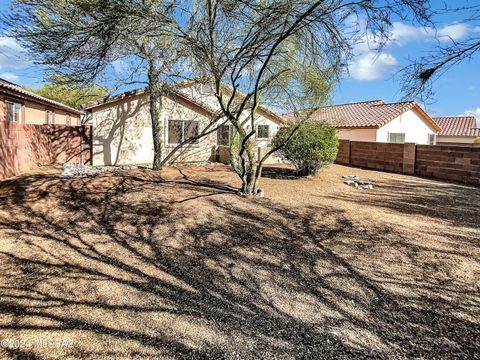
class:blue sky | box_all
[0,0,479,124]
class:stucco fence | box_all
[0,121,92,180]
[336,139,480,186]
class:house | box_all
[287,100,441,144]
[433,116,480,145]
[0,78,82,125]
[85,81,285,166]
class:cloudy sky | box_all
[0,1,479,124]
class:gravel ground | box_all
[0,164,479,359]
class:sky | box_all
[0,0,479,125]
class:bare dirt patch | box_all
[0,164,479,359]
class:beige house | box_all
[287,100,441,144]
[0,78,82,125]
[85,82,285,166]
[433,116,480,145]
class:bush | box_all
[272,122,338,176]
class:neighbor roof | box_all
[0,78,83,115]
[433,116,480,137]
[286,100,441,132]
[84,81,285,125]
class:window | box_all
[46,110,54,125]
[428,134,436,145]
[66,114,71,126]
[6,101,22,123]
[389,133,405,144]
[167,120,199,145]
[217,124,236,146]
[256,124,270,139]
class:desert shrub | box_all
[272,122,338,176]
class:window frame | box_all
[46,109,55,125]
[66,114,71,126]
[256,124,270,140]
[5,100,23,124]
[428,133,436,145]
[388,133,405,144]
[217,124,236,146]
[166,119,200,146]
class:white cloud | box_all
[0,72,19,82]
[349,52,398,81]
[463,108,480,127]
[0,37,30,69]
[437,23,470,42]
[348,21,476,81]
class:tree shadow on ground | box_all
[326,174,480,229]
[0,169,478,359]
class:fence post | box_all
[402,143,416,174]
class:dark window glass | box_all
[217,125,230,146]
[168,120,183,144]
[184,121,199,144]
[168,120,199,145]
[257,124,270,139]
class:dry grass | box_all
[0,164,479,359]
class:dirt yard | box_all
[0,164,479,359]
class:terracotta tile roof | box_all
[433,116,480,137]
[0,78,83,114]
[285,99,441,132]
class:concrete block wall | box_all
[336,139,479,186]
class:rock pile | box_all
[342,175,374,190]
[60,163,147,178]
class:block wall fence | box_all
[336,139,480,186]
[0,122,92,180]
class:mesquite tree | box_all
[401,3,480,100]
[3,0,188,169]
[167,0,431,195]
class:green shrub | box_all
[272,121,338,176]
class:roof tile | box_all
[433,116,480,137]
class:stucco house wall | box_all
[337,128,377,142]
[436,136,477,145]
[376,109,437,144]
[90,87,282,166]
[0,92,81,126]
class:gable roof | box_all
[286,100,441,132]
[84,81,285,125]
[433,116,480,137]
[0,78,83,115]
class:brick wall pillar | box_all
[336,139,351,165]
[402,143,416,174]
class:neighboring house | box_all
[0,78,82,125]
[433,116,480,145]
[85,81,284,166]
[287,100,441,144]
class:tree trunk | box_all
[240,142,258,195]
[148,69,163,170]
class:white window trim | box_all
[46,110,54,125]
[256,124,270,140]
[428,133,436,145]
[389,132,405,144]
[6,101,22,124]
[165,119,201,147]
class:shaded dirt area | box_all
[0,164,479,359]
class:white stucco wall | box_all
[376,109,437,144]
[91,85,282,166]
[436,136,476,144]
[337,128,377,142]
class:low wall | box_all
[336,139,479,186]
[0,122,92,180]
[415,145,480,185]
